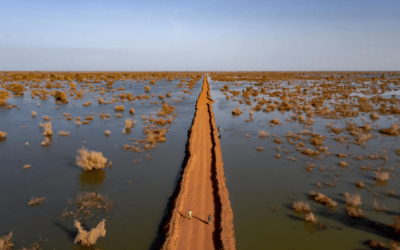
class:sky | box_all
[0,0,399,71]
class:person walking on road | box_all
[188,210,192,220]
[208,214,212,225]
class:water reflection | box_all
[80,169,106,186]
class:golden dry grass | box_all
[28,197,46,206]
[114,105,124,111]
[74,220,106,246]
[76,147,108,171]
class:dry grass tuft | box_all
[23,165,31,169]
[129,108,135,114]
[375,171,389,182]
[259,130,269,139]
[42,122,52,136]
[144,85,151,92]
[305,212,318,223]
[365,240,386,249]
[31,111,37,117]
[379,124,400,136]
[293,201,311,214]
[57,130,70,136]
[370,112,380,120]
[105,130,111,136]
[74,219,106,246]
[41,137,51,146]
[0,131,7,138]
[373,200,388,212]
[393,217,400,236]
[55,91,68,103]
[344,192,361,207]
[256,147,264,152]
[114,105,124,111]
[125,118,135,128]
[62,192,114,220]
[157,103,175,116]
[83,101,91,106]
[0,231,14,250]
[339,161,349,168]
[28,197,46,206]
[232,106,243,115]
[309,191,337,208]
[76,147,108,171]
[0,90,10,104]
[344,192,365,217]
[356,181,364,188]
[269,119,282,125]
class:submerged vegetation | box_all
[211,71,400,248]
[1,71,399,248]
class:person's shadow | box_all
[178,212,209,225]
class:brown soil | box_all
[161,75,235,250]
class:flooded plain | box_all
[0,73,202,249]
[209,72,400,250]
[1,71,400,250]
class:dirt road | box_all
[161,75,235,250]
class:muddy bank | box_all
[159,75,235,250]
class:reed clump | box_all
[28,197,46,206]
[76,147,109,171]
[74,219,106,246]
[31,111,37,117]
[309,191,337,208]
[144,85,151,92]
[105,130,111,136]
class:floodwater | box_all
[209,76,400,249]
[1,73,400,249]
[0,78,202,249]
